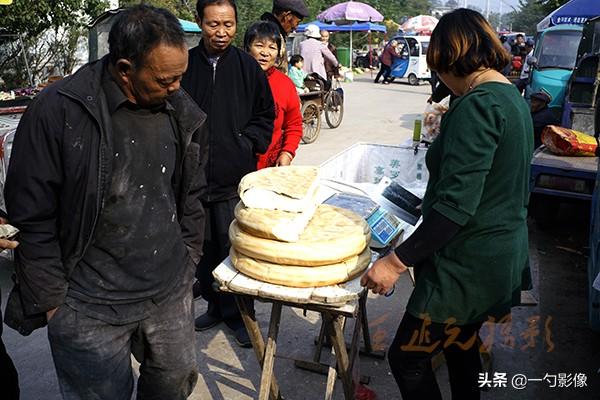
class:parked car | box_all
[353,45,381,68]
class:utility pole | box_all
[485,0,490,20]
[498,1,503,31]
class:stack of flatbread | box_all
[229,166,371,288]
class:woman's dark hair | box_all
[426,8,511,77]
[196,0,237,22]
[108,5,185,68]
[243,21,282,53]
[289,54,304,66]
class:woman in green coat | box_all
[361,9,533,400]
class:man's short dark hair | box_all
[516,34,525,39]
[108,5,185,67]
[196,0,238,21]
[244,21,282,53]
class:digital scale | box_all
[323,178,421,248]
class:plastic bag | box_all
[541,125,598,156]
[422,101,448,143]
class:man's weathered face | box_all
[279,11,301,34]
[121,44,188,107]
[200,3,237,55]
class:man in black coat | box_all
[182,0,275,348]
[4,5,208,399]
[261,0,309,73]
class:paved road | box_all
[2,75,599,400]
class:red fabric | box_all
[355,384,377,400]
[380,45,397,66]
[257,68,303,169]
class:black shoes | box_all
[194,312,222,332]
[234,327,252,348]
[194,312,253,348]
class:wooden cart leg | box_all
[235,296,282,400]
[325,313,354,400]
[348,300,363,381]
[259,303,283,400]
[324,316,338,400]
[359,292,373,354]
[358,291,386,359]
[313,318,328,362]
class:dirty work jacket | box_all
[4,56,209,317]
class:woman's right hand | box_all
[361,252,408,295]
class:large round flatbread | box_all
[234,201,317,242]
[230,247,371,288]
[229,204,371,266]
[239,166,320,212]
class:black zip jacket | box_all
[181,41,274,202]
[4,56,209,316]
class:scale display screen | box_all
[367,208,403,245]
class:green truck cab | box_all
[526,24,583,110]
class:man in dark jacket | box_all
[261,0,309,73]
[531,89,561,148]
[4,5,208,399]
[182,0,274,348]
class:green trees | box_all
[0,0,107,88]
[506,0,570,34]
[119,0,195,20]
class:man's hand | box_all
[46,307,58,322]
[0,238,18,250]
[276,151,293,167]
[0,217,19,250]
[361,252,408,295]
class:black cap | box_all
[274,0,309,18]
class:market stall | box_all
[212,145,428,399]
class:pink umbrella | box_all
[317,1,384,23]
[400,15,439,35]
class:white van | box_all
[389,35,431,85]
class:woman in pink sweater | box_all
[244,21,303,169]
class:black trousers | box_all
[388,312,483,400]
[374,64,392,83]
[0,335,19,400]
[196,198,245,330]
[0,289,20,400]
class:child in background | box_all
[289,55,309,94]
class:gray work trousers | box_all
[47,285,197,400]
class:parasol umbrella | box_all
[400,15,438,35]
[316,1,384,67]
[317,1,384,24]
[537,0,600,31]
